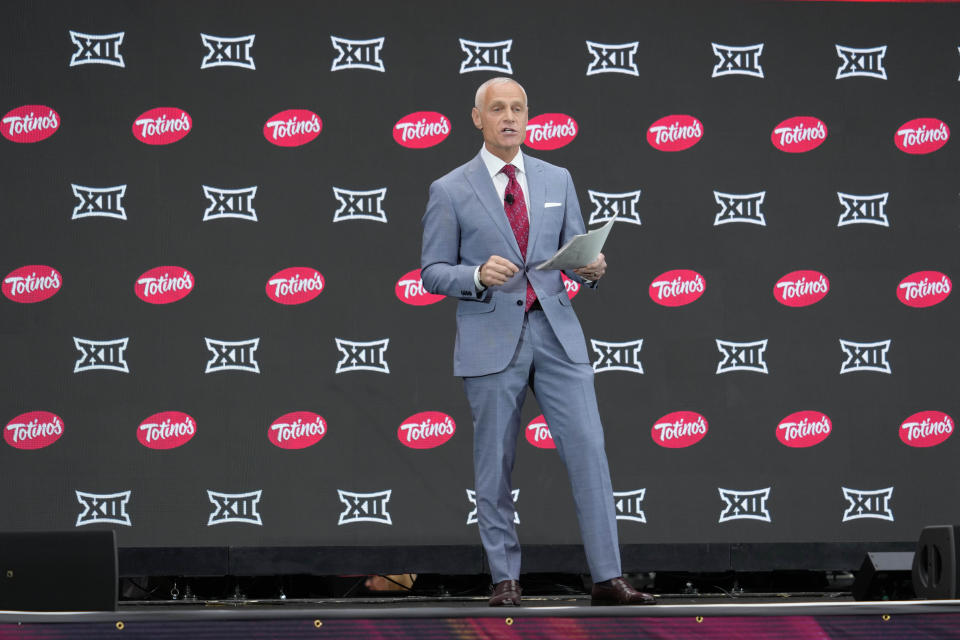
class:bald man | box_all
[419,78,654,606]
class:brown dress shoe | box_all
[591,577,656,605]
[489,579,522,606]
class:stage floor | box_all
[5,598,960,639]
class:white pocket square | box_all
[544,202,562,208]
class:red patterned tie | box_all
[501,164,537,311]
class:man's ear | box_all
[471,107,482,130]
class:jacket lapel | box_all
[465,153,522,262]
[524,156,546,261]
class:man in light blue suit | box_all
[420,78,654,606]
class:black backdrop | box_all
[1,0,958,574]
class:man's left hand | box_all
[574,253,606,281]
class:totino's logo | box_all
[525,113,578,151]
[397,411,456,449]
[562,273,581,300]
[2,105,60,143]
[652,411,708,449]
[647,115,703,152]
[133,107,191,145]
[898,271,951,308]
[3,265,62,303]
[777,411,832,448]
[895,118,949,154]
[5,411,64,450]
[900,411,953,448]
[264,109,322,147]
[135,266,194,304]
[771,116,827,153]
[266,267,325,305]
[525,415,556,449]
[138,411,196,450]
[649,269,705,307]
[396,268,444,306]
[393,111,450,148]
[269,411,327,450]
[774,270,829,307]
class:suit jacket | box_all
[420,151,592,377]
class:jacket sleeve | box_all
[559,168,599,289]
[420,179,486,300]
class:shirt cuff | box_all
[474,266,485,292]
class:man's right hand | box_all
[479,255,520,287]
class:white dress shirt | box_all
[474,146,529,290]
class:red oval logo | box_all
[4,411,63,450]
[652,411,708,448]
[266,267,325,305]
[774,270,830,307]
[646,115,703,152]
[135,266,194,304]
[900,411,953,448]
[397,411,455,449]
[393,111,451,149]
[269,411,327,450]
[133,107,192,145]
[263,109,322,147]
[138,411,196,450]
[771,116,827,153]
[395,268,445,306]
[562,273,581,300]
[649,270,705,307]
[777,411,832,448]
[525,415,556,449]
[895,118,949,155]
[897,271,951,308]
[525,113,578,151]
[2,105,60,143]
[3,265,62,303]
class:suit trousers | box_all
[463,309,622,584]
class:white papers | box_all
[535,216,616,270]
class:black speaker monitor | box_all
[852,551,915,601]
[913,524,960,599]
[0,530,117,611]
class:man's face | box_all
[471,81,528,161]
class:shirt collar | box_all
[480,145,525,179]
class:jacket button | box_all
[516,300,522,306]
